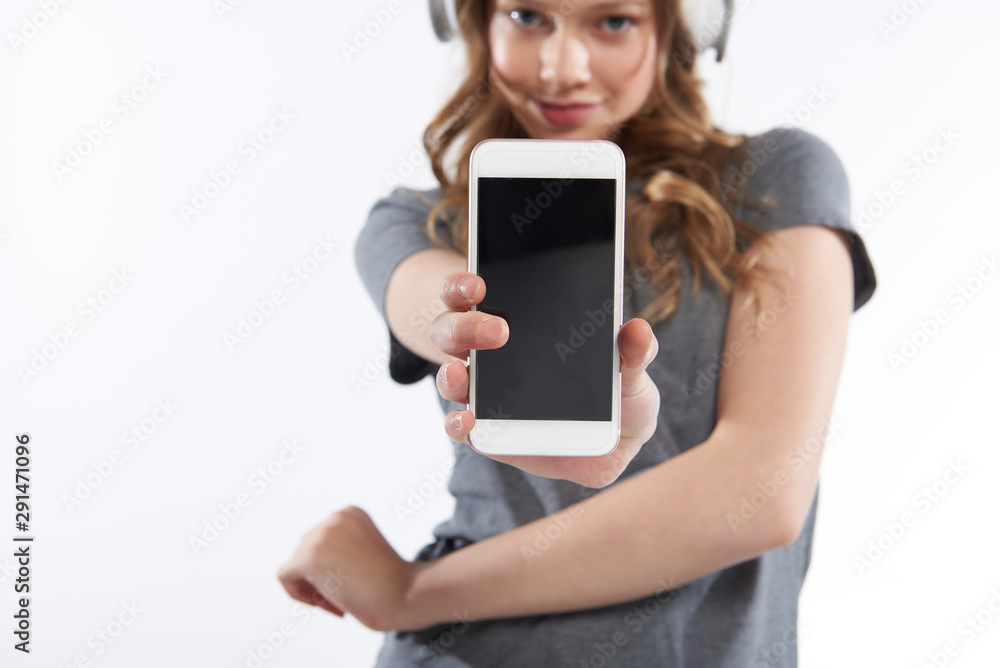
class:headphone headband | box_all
[428,0,735,62]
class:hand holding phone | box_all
[432,273,660,488]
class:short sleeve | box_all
[731,127,877,312]
[354,186,452,384]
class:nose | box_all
[538,27,591,91]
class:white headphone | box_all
[428,0,735,62]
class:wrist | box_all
[396,558,447,631]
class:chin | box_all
[544,126,603,141]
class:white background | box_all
[0,0,997,666]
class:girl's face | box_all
[487,0,659,140]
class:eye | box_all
[602,16,635,33]
[601,15,635,33]
[509,9,544,28]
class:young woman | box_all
[278,0,877,665]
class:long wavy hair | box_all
[414,0,783,328]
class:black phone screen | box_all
[475,176,617,421]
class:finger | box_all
[278,567,346,616]
[440,272,485,311]
[277,568,324,606]
[429,310,509,358]
[436,360,470,405]
[339,504,368,518]
[299,580,347,616]
[299,582,346,616]
[444,409,475,445]
[619,318,658,399]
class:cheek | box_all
[599,33,656,93]
[488,21,535,87]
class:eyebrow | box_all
[588,1,648,9]
[500,0,649,10]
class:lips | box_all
[532,98,601,127]
[536,99,601,108]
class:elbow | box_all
[767,496,812,551]
[769,510,804,551]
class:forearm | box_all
[385,248,467,366]
[404,428,798,629]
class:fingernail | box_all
[459,277,477,301]
[480,318,506,342]
[450,412,464,431]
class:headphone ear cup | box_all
[429,0,458,42]
[679,0,734,61]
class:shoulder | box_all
[736,127,848,200]
[740,126,843,165]
[729,127,850,231]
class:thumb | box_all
[619,318,658,398]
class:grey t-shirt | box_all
[354,127,877,667]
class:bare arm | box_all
[385,248,511,367]
[399,224,855,629]
[385,248,465,366]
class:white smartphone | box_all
[467,138,625,457]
